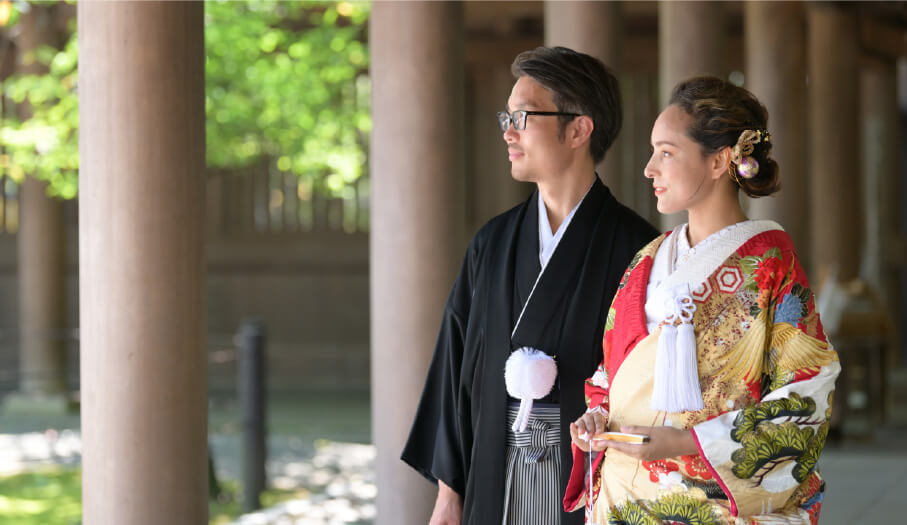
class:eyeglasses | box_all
[496,110,580,132]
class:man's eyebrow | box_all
[506,100,536,111]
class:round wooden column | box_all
[544,1,627,200]
[807,4,861,281]
[860,57,900,307]
[78,2,207,523]
[370,2,465,524]
[658,0,726,230]
[744,2,808,259]
[18,177,65,397]
[16,3,67,400]
[468,64,529,232]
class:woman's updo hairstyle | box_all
[668,76,781,198]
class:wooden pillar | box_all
[17,177,65,397]
[78,2,207,523]
[659,1,726,106]
[807,4,861,281]
[899,58,907,363]
[14,3,67,402]
[370,2,465,524]
[467,64,529,233]
[658,0,727,229]
[744,2,808,260]
[545,1,627,201]
[860,57,900,310]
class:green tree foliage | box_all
[0,2,77,198]
[0,0,370,200]
[205,0,371,199]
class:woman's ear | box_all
[710,146,732,181]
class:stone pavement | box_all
[0,428,82,475]
[226,441,376,525]
[819,446,907,524]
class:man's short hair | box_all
[511,46,621,165]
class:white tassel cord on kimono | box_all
[505,347,557,432]
[651,292,704,413]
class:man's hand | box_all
[598,425,698,462]
[428,480,462,525]
[569,410,609,452]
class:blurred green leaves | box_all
[0,0,371,200]
[0,35,79,199]
[205,0,371,199]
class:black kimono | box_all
[401,177,658,524]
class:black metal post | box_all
[239,319,266,512]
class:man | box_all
[401,47,658,525]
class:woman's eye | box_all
[662,151,671,158]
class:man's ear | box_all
[711,146,732,180]
[569,115,594,148]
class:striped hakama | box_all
[502,403,561,525]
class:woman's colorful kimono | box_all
[564,221,840,525]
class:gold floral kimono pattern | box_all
[563,224,839,525]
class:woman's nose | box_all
[643,158,655,179]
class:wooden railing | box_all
[0,165,371,238]
[206,162,370,236]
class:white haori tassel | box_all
[505,347,557,432]
[651,291,704,412]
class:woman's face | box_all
[644,105,721,216]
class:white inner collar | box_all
[537,183,592,271]
[674,221,750,271]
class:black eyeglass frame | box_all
[496,110,581,132]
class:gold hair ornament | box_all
[729,129,771,183]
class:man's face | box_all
[502,76,572,183]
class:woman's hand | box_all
[569,411,609,452]
[599,425,698,461]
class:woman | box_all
[564,77,839,525]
